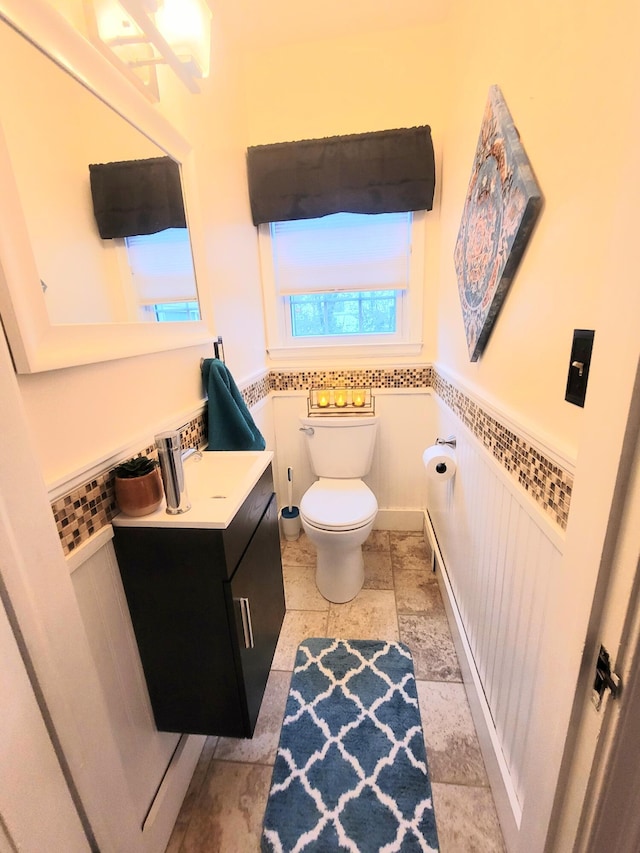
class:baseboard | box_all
[374,509,424,531]
[423,510,520,853]
[141,733,206,853]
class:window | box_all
[141,301,201,322]
[289,290,397,337]
[259,211,425,357]
[125,228,200,322]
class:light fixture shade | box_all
[91,0,142,43]
[86,0,212,101]
[154,0,212,78]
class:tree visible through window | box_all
[290,290,397,337]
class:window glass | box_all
[289,290,397,337]
[258,210,425,354]
[125,229,199,321]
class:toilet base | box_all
[301,516,375,604]
[316,543,365,604]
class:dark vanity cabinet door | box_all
[227,495,285,735]
[112,467,285,738]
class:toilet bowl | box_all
[298,414,379,603]
[300,477,378,603]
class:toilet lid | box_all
[300,479,378,531]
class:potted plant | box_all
[113,455,163,517]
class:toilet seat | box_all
[300,478,378,531]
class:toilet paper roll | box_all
[422,445,457,482]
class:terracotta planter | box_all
[115,468,163,517]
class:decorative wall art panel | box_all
[454,85,542,362]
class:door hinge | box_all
[592,645,621,710]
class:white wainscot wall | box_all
[426,396,567,852]
[271,388,435,529]
[68,530,204,853]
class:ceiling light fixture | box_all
[85,0,212,102]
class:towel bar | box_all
[200,335,225,368]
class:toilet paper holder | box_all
[435,435,457,449]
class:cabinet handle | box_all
[238,597,255,649]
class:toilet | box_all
[299,415,379,603]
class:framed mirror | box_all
[0,0,213,373]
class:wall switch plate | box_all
[565,329,595,407]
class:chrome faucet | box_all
[154,430,192,514]
[181,447,203,464]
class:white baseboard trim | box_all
[374,509,424,531]
[142,733,205,853]
[423,509,520,853]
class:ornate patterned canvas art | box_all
[454,85,542,362]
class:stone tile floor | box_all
[166,531,506,852]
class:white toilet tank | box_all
[300,415,378,478]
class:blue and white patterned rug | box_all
[261,638,439,852]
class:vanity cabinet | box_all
[112,465,285,738]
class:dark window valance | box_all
[88,156,186,239]
[246,126,435,226]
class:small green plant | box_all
[114,455,157,479]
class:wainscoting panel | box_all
[428,397,564,819]
[370,390,434,513]
[70,532,199,849]
[271,389,434,523]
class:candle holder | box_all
[307,388,375,416]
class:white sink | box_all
[112,450,273,529]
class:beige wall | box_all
[241,25,450,147]
[435,0,638,456]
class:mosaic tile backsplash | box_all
[54,415,205,556]
[53,365,573,555]
[432,371,573,529]
[268,366,433,392]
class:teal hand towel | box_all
[201,358,266,451]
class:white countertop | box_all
[112,450,273,529]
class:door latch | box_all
[592,645,621,710]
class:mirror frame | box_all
[0,0,214,373]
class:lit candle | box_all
[317,391,329,408]
[335,389,346,407]
[353,390,365,407]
